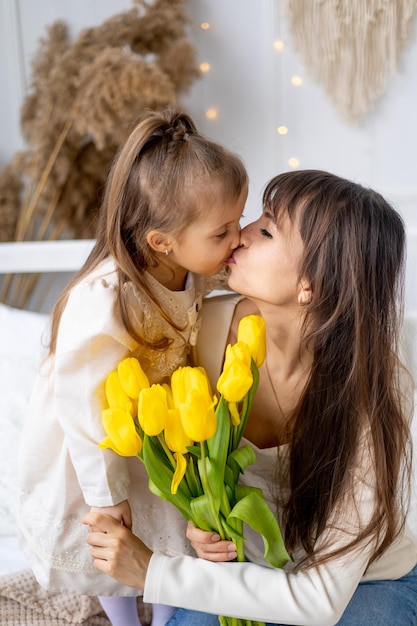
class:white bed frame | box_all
[0,239,95,274]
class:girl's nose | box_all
[230,224,241,249]
[238,222,252,247]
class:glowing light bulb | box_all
[200,62,211,72]
[277,126,288,135]
[288,157,300,168]
[273,40,284,51]
[291,76,303,86]
[201,22,210,30]
[206,108,218,120]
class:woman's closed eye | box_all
[260,228,273,238]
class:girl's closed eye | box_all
[216,230,228,239]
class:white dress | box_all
[16,258,207,595]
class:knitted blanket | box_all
[0,569,152,625]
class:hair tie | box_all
[183,132,189,141]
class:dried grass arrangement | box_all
[0,0,200,308]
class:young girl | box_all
[84,170,416,625]
[16,108,248,626]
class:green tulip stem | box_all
[233,360,259,449]
[157,434,176,468]
[220,487,245,562]
[200,441,225,539]
[234,520,245,563]
[219,618,263,626]
[218,618,263,626]
[156,434,194,498]
[185,456,202,497]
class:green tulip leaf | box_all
[190,494,219,532]
[228,445,256,474]
[207,396,230,470]
[227,491,291,568]
[220,516,245,542]
[234,483,263,501]
[197,455,223,511]
[147,478,192,521]
[142,435,192,519]
[145,433,173,471]
[224,463,236,492]
[187,445,202,459]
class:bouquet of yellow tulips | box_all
[99,315,290,626]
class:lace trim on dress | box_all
[125,271,204,383]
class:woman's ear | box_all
[146,230,171,254]
[297,283,312,305]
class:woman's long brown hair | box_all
[48,108,247,354]
[264,170,412,570]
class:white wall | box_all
[1,0,417,311]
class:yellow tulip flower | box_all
[99,407,142,456]
[217,343,253,403]
[138,384,168,436]
[237,315,266,367]
[171,367,217,442]
[164,407,193,453]
[105,371,133,415]
[171,366,213,404]
[117,357,150,399]
[228,401,241,426]
[160,384,193,453]
[223,341,252,370]
[179,389,217,441]
[171,451,187,494]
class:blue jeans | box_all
[166,564,417,625]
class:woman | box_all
[83,170,417,625]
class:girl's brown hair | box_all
[49,108,247,353]
[264,170,412,569]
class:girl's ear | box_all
[297,283,312,305]
[146,230,171,254]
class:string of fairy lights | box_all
[197,19,304,169]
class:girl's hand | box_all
[90,499,132,529]
[82,512,152,589]
[186,522,237,562]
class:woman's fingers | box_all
[82,512,152,588]
[83,511,121,533]
[186,521,237,562]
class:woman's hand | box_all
[82,512,152,589]
[90,499,132,529]
[186,522,237,562]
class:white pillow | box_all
[0,304,49,535]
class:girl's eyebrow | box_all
[263,209,274,220]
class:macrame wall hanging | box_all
[287,0,417,123]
